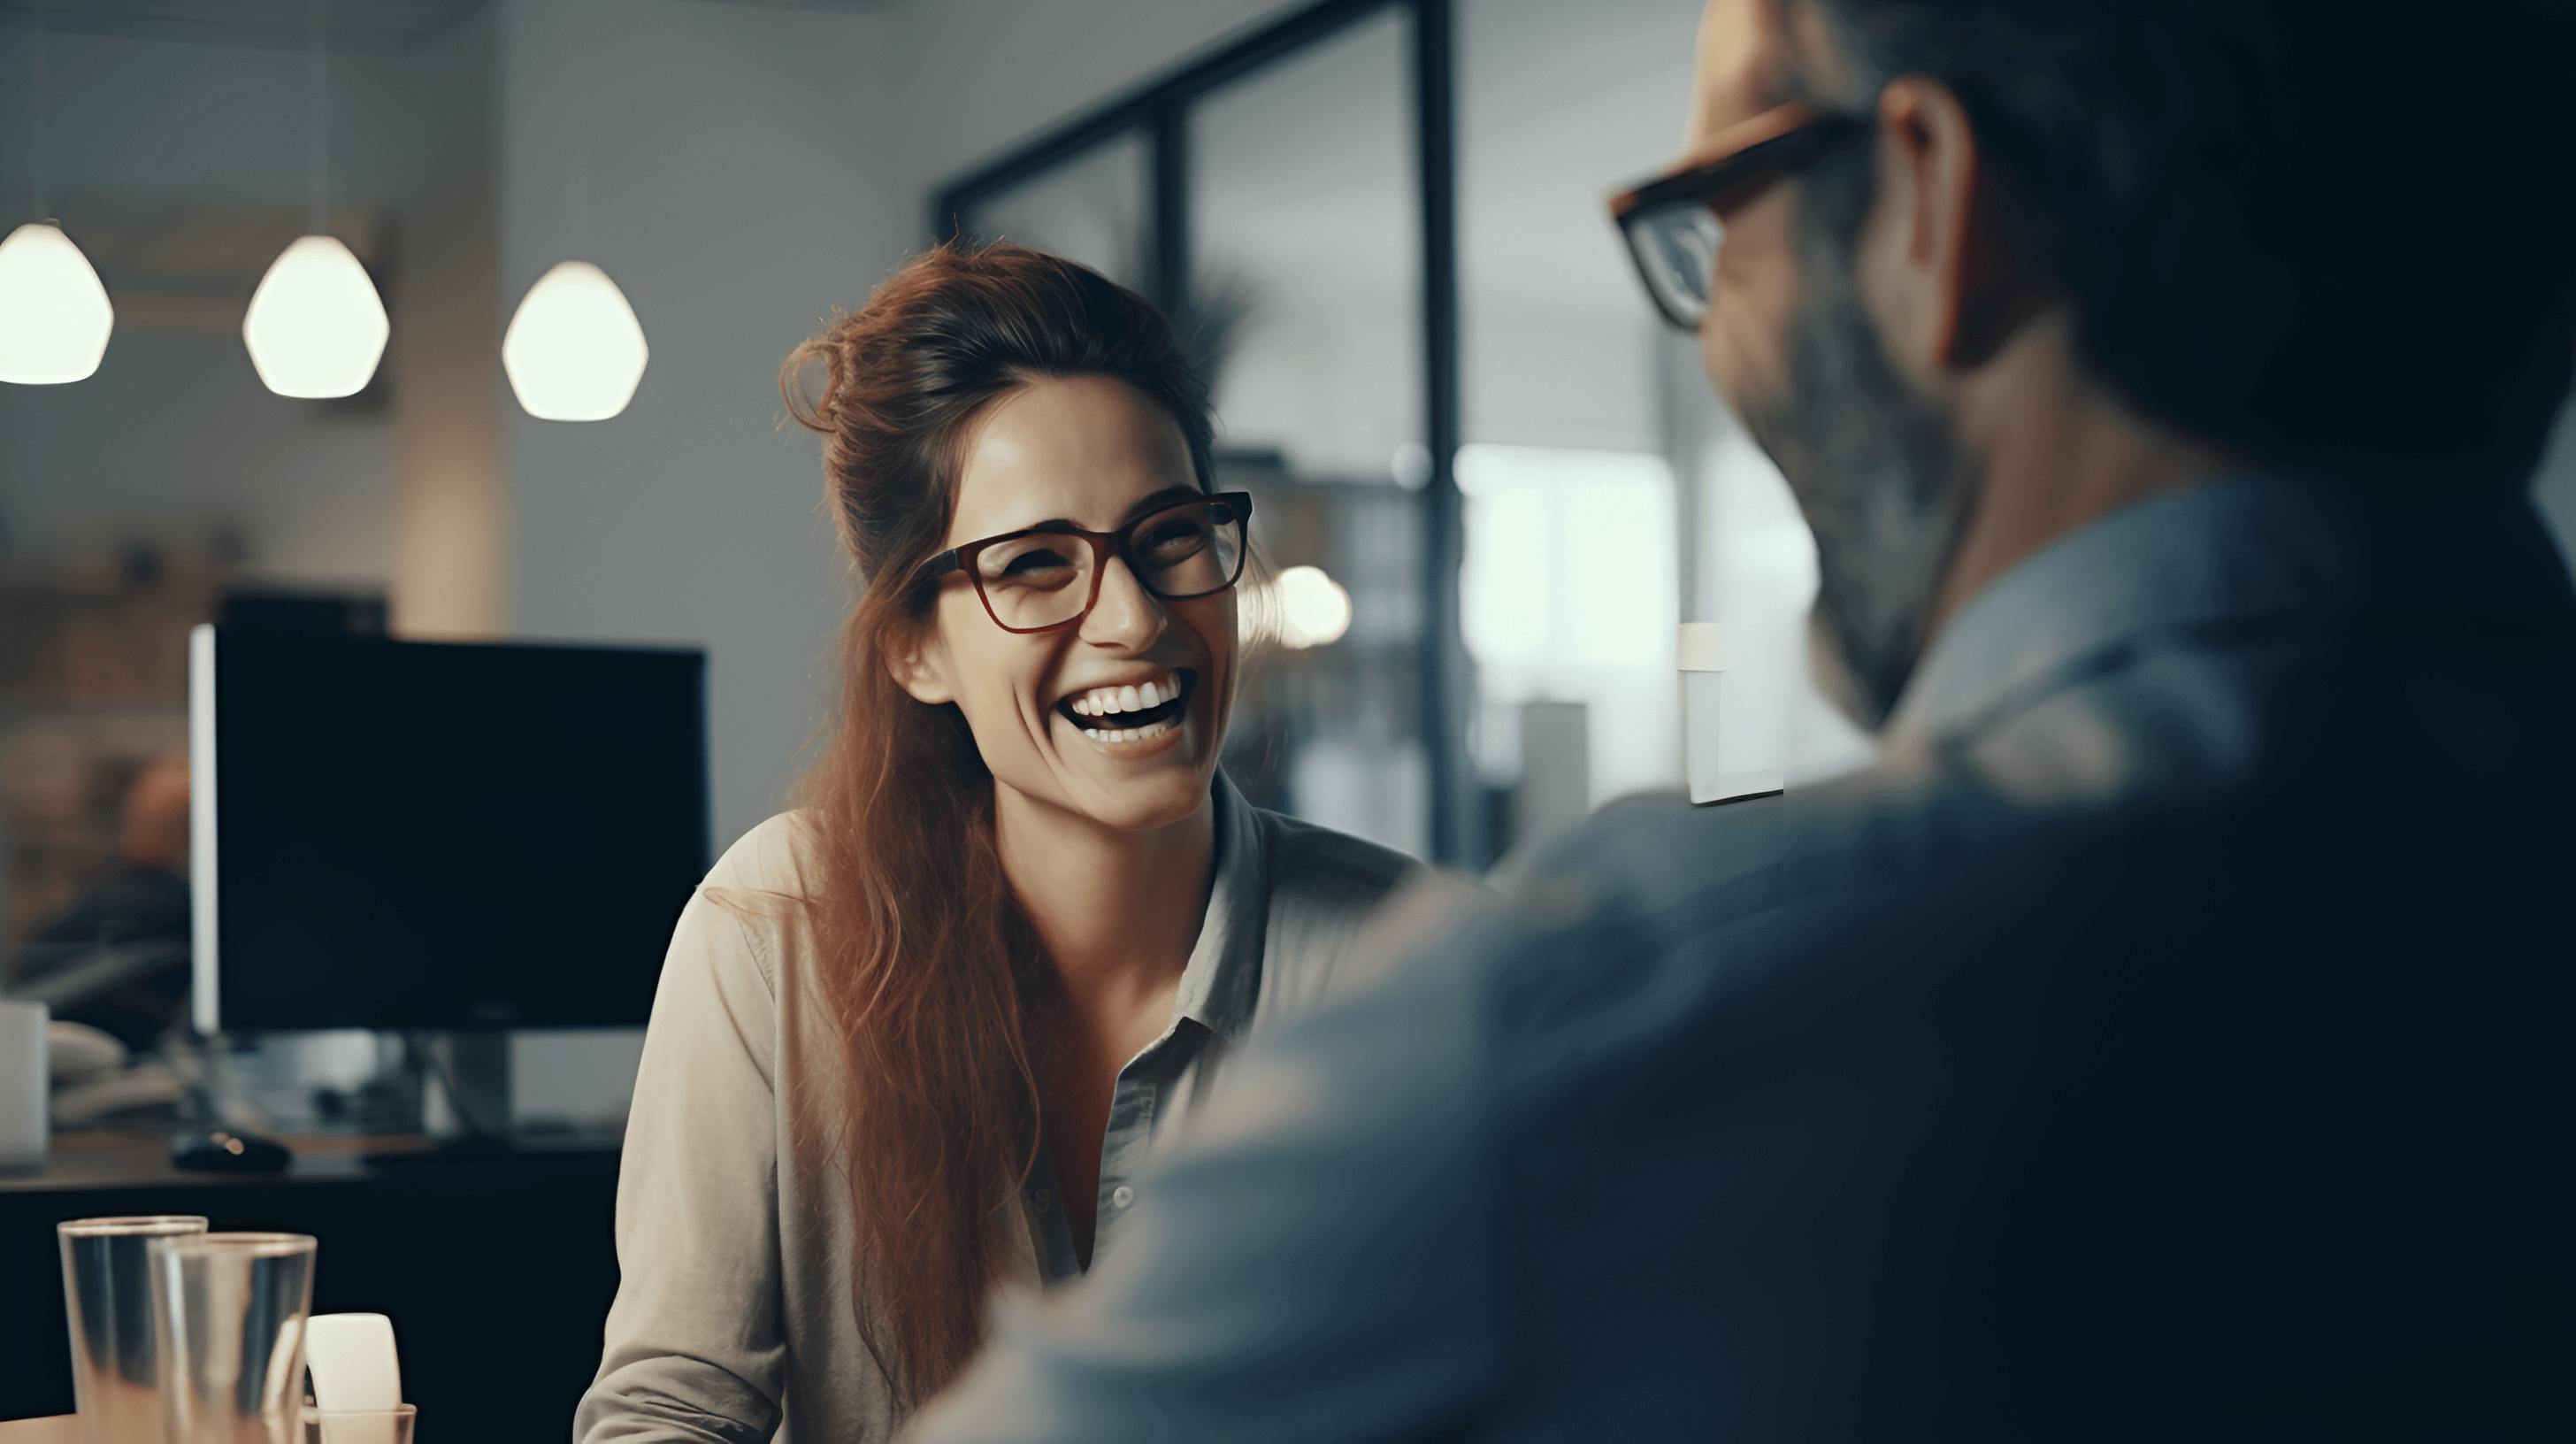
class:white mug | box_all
[0,999,48,1171]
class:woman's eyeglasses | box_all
[916,491,1254,634]
[1608,102,1870,333]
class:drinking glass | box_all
[302,1406,414,1444]
[150,1232,319,1444]
[58,1216,211,1444]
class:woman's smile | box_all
[1052,668,1197,757]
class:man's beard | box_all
[1735,237,1981,734]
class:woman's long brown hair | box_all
[777,241,1217,1409]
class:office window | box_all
[1459,444,1678,844]
[1189,8,1430,856]
[955,130,1152,295]
[1458,0,1869,848]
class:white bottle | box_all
[1678,623,1784,805]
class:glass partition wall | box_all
[937,0,1866,869]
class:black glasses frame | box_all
[916,490,1256,634]
[1607,103,1871,332]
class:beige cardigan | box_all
[575,774,1417,1442]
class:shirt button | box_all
[1110,1185,1135,1210]
[1031,1187,1051,1213]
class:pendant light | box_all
[502,68,647,422]
[242,0,387,399]
[0,12,114,385]
[502,260,648,422]
[1274,565,1354,649]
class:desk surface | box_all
[0,1417,75,1440]
[1,1129,631,1194]
[0,1132,444,1194]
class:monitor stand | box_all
[358,1033,602,1166]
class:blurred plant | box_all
[1172,259,1262,401]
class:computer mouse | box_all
[172,1129,294,1174]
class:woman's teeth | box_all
[1068,675,1180,718]
[1084,717,1180,746]
[1060,672,1190,748]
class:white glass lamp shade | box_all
[0,222,115,385]
[502,261,648,421]
[242,235,389,399]
[1275,565,1354,650]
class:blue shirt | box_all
[908,475,2576,1441]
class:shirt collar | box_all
[1886,472,2413,744]
[1166,770,1268,1047]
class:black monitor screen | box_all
[198,628,710,1032]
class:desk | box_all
[2,1133,618,1429]
[0,1420,73,1442]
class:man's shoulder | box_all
[1487,768,1953,958]
[1502,787,1795,925]
[1257,807,1424,910]
[1376,789,1815,1067]
[1433,764,2074,1055]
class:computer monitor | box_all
[188,626,711,1033]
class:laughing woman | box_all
[575,242,1419,1443]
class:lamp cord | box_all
[28,6,48,220]
[308,0,330,234]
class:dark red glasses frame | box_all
[915,490,1255,634]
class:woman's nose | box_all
[1080,557,1169,650]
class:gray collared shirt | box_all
[576,773,1417,1443]
[909,474,2576,1442]
[1021,773,1296,1276]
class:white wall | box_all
[387,9,508,638]
[0,328,393,581]
[0,17,496,594]
[491,0,919,1119]
[497,0,908,850]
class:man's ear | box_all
[1867,74,2043,374]
[888,623,955,706]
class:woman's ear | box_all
[887,622,956,706]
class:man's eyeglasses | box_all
[916,491,1254,634]
[1608,103,1870,333]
